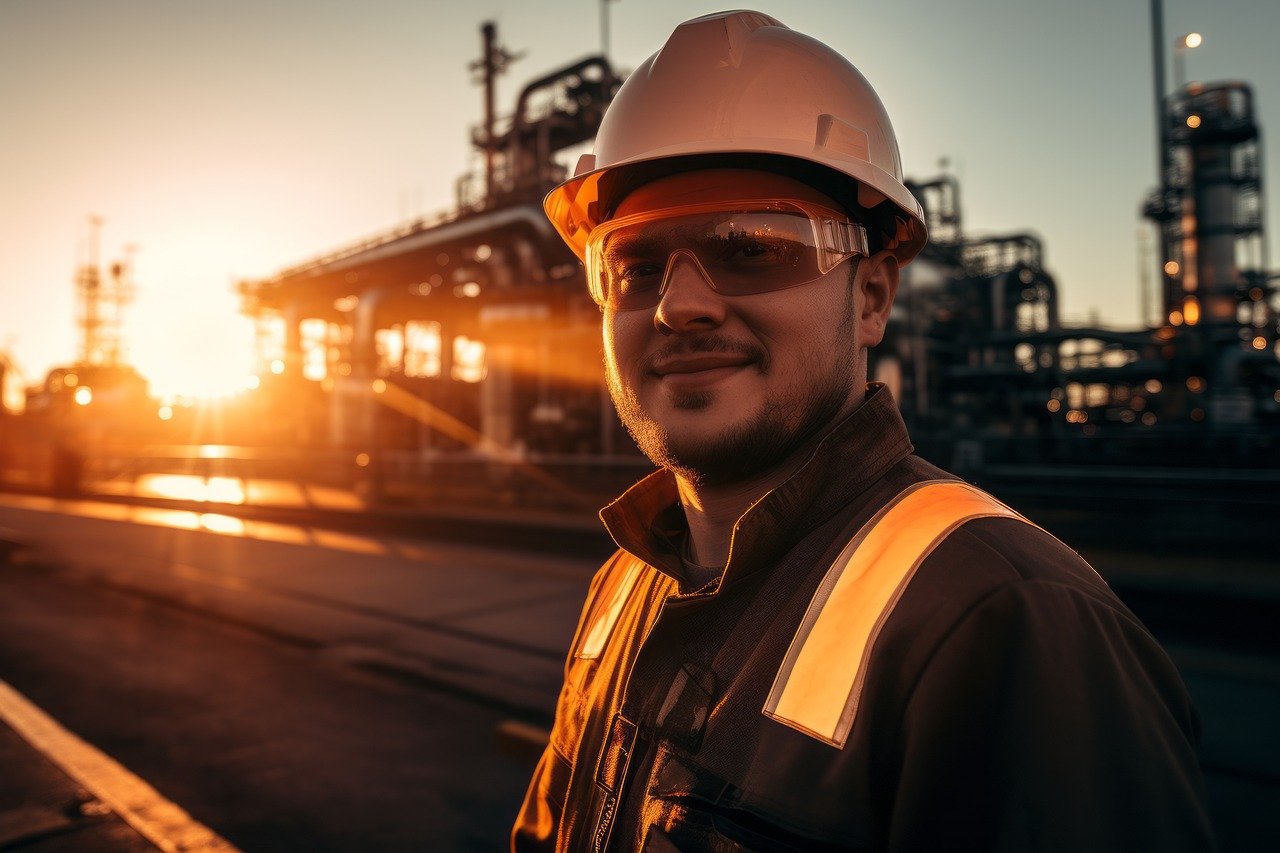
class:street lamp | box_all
[1173,32,1202,90]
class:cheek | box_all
[603,313,647,371]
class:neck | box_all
[677,385,869,572]
[676,464,793,574]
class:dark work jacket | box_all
[512,383,1216,852]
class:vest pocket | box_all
[641,747,842,852]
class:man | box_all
[514,10,1214,852]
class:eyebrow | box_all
[605,214,736,250]
[601,232,669,259]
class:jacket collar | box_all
[600,382,914,592]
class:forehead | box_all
[612,169,842,219]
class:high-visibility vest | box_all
[763,480,1038,748]
[576,480,1038,750]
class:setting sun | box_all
[125,285,257,400]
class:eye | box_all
[717,233,797,266]
[609,259,664,296]
[620,261,663,280]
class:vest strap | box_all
[763,480,1035,748]
[577,556,645,659]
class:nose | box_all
[653,250,727,334]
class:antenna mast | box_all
[75,216,135,366]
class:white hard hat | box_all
[544,9,928,265]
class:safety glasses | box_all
[584,199,869,311]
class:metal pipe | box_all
[1150,0,1168,195]
[600,0,607,59]
[512,56,615,129]
[481,22,497,203]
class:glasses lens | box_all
[592,209,829,311]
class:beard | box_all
[606,320,857,488]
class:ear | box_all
[855,251,899,349]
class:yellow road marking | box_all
[0,679,240,852]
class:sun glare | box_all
[126,287,257,400]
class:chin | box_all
[630,400,800,487]
[609,360,853,487]
[669,389,714,411]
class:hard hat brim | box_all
[545,145,928,265]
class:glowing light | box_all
[206,477,245,504]
[1144,379,1162,394]
[270,359,285,375]
[355,452,370,467]
[245,375,260,390]
[158,405,174,420]
[1163,261,1180,276]
[375,328,405,375]
[1186,376,1206,393]
[1183,297,1201,325]
[144,474,209,502]
[452,336,487,382]
[1186,114,1201,129]
[372,379,387,394]
[127,285,257,400]
[64,373,78,387]
[301,318,331,382]
[132,508,201,530]
[199,513,245,535]
[333,294,359,312]
[1169,311,1184,326]
[74,386,92,406]
[404,321,442,378]
[303,359,326,382]
[1046,399,1061,413]
[1141,412,1157,426]
[1183,32,1202,49]
[1253,336,1268,350]
[139,474,244,504]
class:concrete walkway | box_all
[0,493,600,719]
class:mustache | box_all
[642,333,768,373]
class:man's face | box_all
[601,169,892,486]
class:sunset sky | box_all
[2,0,1277,399]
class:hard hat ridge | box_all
[655,9,786,70]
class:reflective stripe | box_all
[578,557,645,659]
[763,480,1035,748]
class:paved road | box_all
[0,495,1277,851]
[0,562,540,851]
